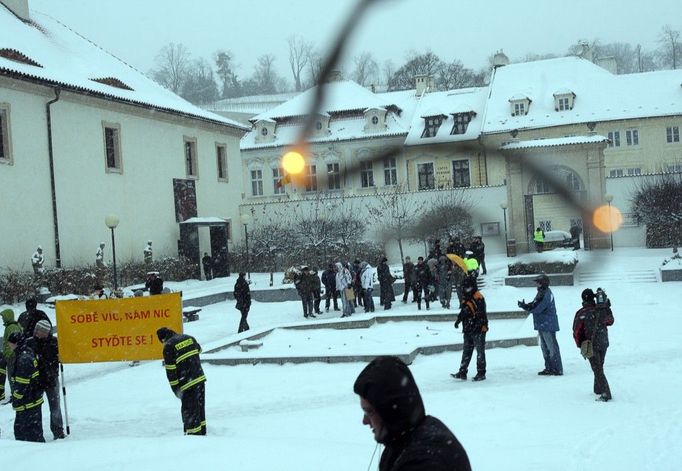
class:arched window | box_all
[528,166,584,195]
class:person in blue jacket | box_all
[518,274,564,376]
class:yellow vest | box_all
[533,230,544,242]
[465,258,479,271]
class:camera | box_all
[595,288,608,306]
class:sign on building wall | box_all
[56,293,183,363]
[173,178,198,222]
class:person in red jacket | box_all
[572,288,614,402]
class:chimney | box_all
[325,69,343,83]
[596,56,618,74]
[414,74,434,96]
[1,0,30,21]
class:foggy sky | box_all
[29,0,682,88]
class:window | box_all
[513,102,525,116]
[315,121,323,130]
[260,127,268,136]
[609,169,624,177]
[1,106,12,164]
[250,169,263,196]
[452,160,470,187]
[360,161,374,187]
[327,162,341,190]
[184,137,198,177]
[383,157,397,186]
[534,177,551,194]
[417,162,434,190]
[421,116,443,138]
[666,126,680,143]
[626,129,639,146]
[450,113,473,135]
[607,131,621,148]
[539,220,552,232]
[272,167,285,194]
[371,116,379,125]
[216,144,228,181]
[627,167,641,176]
[103,124,122,172]
[557,97,570,111]
[305,164,317,192]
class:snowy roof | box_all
[484,56,682,134]
[251,81,399,121]
[404,87,488,146]
[180,217,229,226]
[0,6,248,131]
[499,134,609,151]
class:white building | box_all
[0,0,249,273]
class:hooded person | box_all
[17,298,51,339]
[156,327,207,435]
[359,261,375,313]
[354,356,471,471]
[452,276,488,381]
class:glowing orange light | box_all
[592,204,623,233]
[282,151,305,174]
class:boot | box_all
[451,371,467,380]
[472,372,486,382]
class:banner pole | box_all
[59,362,70,435]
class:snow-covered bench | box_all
[182,306,201,322]
[239,339,263,352]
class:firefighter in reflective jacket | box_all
[156,327,207,435]
[7,332,45,442]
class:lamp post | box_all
[241,212,252,281]
[605,194,614,252]
[104,214,120,291]
[500,201,509,257]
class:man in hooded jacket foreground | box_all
[354,356,471,471]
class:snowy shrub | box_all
[0,269,36,303]
[508,253,578,276]
[631,173,682,248]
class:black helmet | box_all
[462,275,478,295]
[534,274,550,287]
[581,288,595,303]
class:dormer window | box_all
[450,112,476,135]
[316,121,322,130]
[364,107,387,133]
[509,95,531,116]
[254,119,276,143]
[553,89,576,111]
[421,112,446,138]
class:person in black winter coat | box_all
[157,327,207,435]
[321,264,339,312]
[354,356,471,471]
[17,298,51,338]
[7,332,45,442]
[311,269,323,314]
[469,236,487,275]
[377,258,395,310]
[453,276,488,381]
[27,319,65,439]
[446,238,466,258]
[401,256,414,303]
[295,266,317,318]
[572,288,614,401]
[413,257,432,310]
[233,272,251,333]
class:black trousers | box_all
[414,285,429,309]
[300,293,314,316]
[15,407,46,442]
[324,288,339,310]
[181,383,206,435]
[238,308,250,333]
[459,332,486,374]
[402,281,413,302]
[589,347,611,399]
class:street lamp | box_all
[241,212,252,281]
[104,214,120,291]
[605,194,614,252]
[500,201,509,257]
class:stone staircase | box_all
[577,268,659,284]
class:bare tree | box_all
[388,50,443,91]
[367,184,419,262]
[151,43,192,93]
[382,59,395,88]
[658,25,681,69]
[352,52,379,86]
[437,59,486,89]
[307,49,324,88]
[181,58,219,105]
[252,54,283,94]
[288,35,313,91]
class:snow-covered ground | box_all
[1,247,681,470]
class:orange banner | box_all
[56,293,183,363]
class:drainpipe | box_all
[46,88,62,267]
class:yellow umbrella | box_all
[446,253,468,273]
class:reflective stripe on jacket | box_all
[162,334,206,393]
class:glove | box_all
[174,389,183,399]
[517,300,527,309]
[454,319,461,329]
